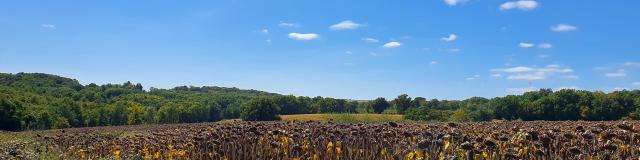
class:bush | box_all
[240,97,281,121]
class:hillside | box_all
[0,72,361,131]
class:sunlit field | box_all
[3,120,640,159]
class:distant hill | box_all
[0,72,278,97]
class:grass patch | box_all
[280,114,404,122]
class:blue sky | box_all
[1,0,639,100]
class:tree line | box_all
[2,72,640,131]
[0,73,364,131]
[402,88,640,122]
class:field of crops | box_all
[2,120,640,160]
[280,114,404,122]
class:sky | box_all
[1,0,639,100]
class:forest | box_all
[2,72,640,131]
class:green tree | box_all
[412,97,427,108]
[240,97,281,121]
[110,102,128,125]
[0,95,22,131]
[371,97,390,114]
[449,108,473,122]
[127,103,145,125]
[391,94,412,113]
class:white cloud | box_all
[492,65,574,81]
[362,37,379,43]
[500,0,539,11]
[561,75,580,79]
[519,42,535,48]
[330,20,365,30]
[605,72,626,77]
[430,61,438,65]
[266,39,271,43]
[383,41,402,48]
[491,74,503,78]
[41,24,55,29]
[262,29,269,34]
[448,48,461,52]
[444,0,467,6]
[546,64,560,68]
[539,68,573,73]
[279,22,298,27]
[288,33,319,40]
[506,87,538,95]
[492,66,573,73]
[345,51,353,55]
[550,24,578,32]
[557,86,579,90]
[624,62,640,67]
[441,34,457,42]
[491,66,534,73]
[508,73,545,80]
[613,87,628,91]
[466,75,480,81]
[538,43,552,49]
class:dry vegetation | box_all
[280,114,404,122]
[2,120,640,159]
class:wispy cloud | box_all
[507,73,545,80]
[500,0,539,11]
[41,24,55,29]
[613,87,628,91]
[519,42,535,48]
[288,33,319,40]
[491,66,534,73]
[430,61,438,65]
[261,29,269,34]
[466,75,480,80]
[362,37,379,43]
[444,0,467,6]
[551,24,578,32]
[624,62,640,67]
[605,72,626,78]
[279,22,298,27]
[491,65,574,81]
[538,43,552,49]
[441,34,457,42]
[506,87,537,95]
[330,20,365,30]
[557,86,579,90]
[382,42,402,48]
[561,75,580,79]
[520,42,552,49]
